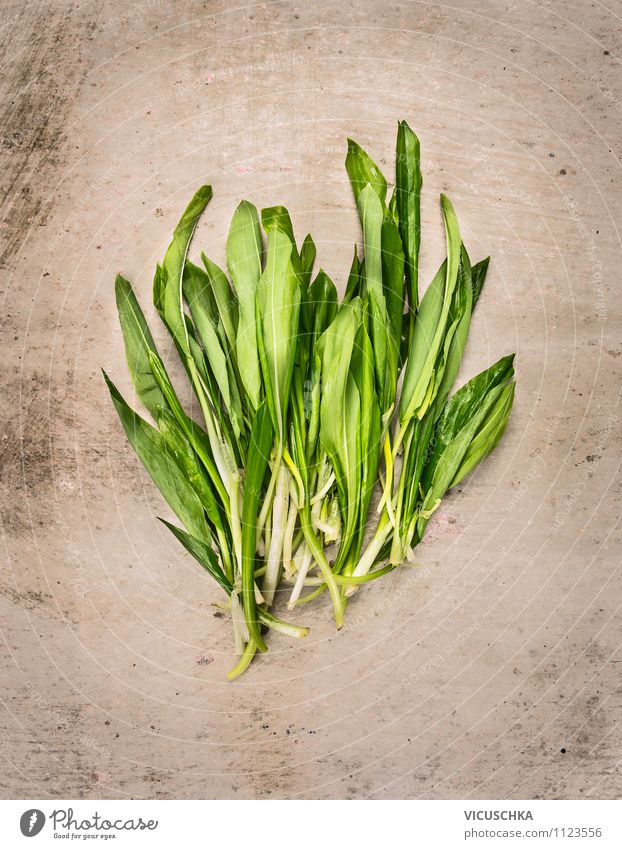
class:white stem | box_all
[310,471,335,505]
[345,516,392,597]
[229,471,243,578]
[282,495,298,578]
[257,452,281,534]
[264,506,272,557]
[286,542,308,583]
[254,582,265,605]
[288,546,313,609]
[230,591,249,653]
[262,464,289,606]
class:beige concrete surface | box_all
[1,0,621,800]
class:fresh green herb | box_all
[105,121,516,677]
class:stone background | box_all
[1,0,620,799]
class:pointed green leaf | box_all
[256,227,301,444]
[319,303,361,552]
[227,200,263,410]
[344,246,362,304]
[400,194,462,423]
[471,256,490,308]
[299,233,316,289]
[348,322,381,565]
[422,354,515,490]
[158,518,232,595]
[396,120,422,310]
[261,205,296,246]
[417,380,509,537]
[104,371,210,543]
[357,183,397,410]
[146,349,230,509]
[159,186,213,355]
[380,214,405,368]
[153,263,164,313]
[357,183,384,305]
[309,269,338,344]
[156,406,225,531]
[115,275,167,419]
[345,138,387,205]
[430,244,474,411]
[183,261,236,430]
[242,402,273,653]
[452,382,515,486]
[201,252,238,355]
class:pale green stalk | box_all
[262,463,290,606]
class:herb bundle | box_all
[104,121,515,678]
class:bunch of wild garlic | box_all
[104,121,515,678]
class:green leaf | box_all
[158,518,232,595]
[319,303,361,556]
[400,194,462,423]
[261,205,296,246]
[367,292,395,415]
[318,303,360,475]
[299,233,316,289]
[146,349,230,509]
[380,215,405,386]
[241,402,273,653]
[340,373,362,553]
[452,382,515,486]
[388,187,399,224]
[357,184,396,410]
[343,246,362,304]
[183,261,237,431]
[416,380,510,538]
[395,120,422,311]
[158,186,213,355]
[471,256,490,309]
[152,263,164,313]
[430,244,474,411]
[261,204,306,281]
[104,371,210,544]
[256,226,301,444]
[308,270,338,348]
[115,274,167,419]
[397,244,476,535]
[156,406,225,531]
[345,138,387,205]
[357,183,384,305]
[348,321,381,567]
[422,354,515,490]
[227,200,263,410]
[201,252,238,356]
[289,365,310,488]
[304,352,322,463]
